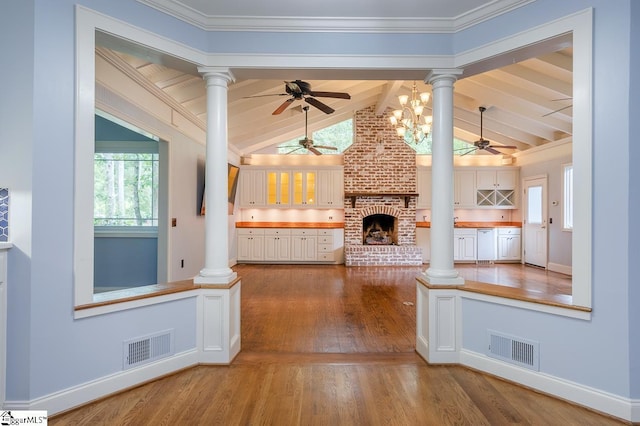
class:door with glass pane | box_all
[523,176,548,268]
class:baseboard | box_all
[460,349,638,423]
[4,349,199,416]
[547,262,572,276]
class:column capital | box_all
[197,67,236,84]
[426,69,464,85]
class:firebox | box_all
[362,214,398,245]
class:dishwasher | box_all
[476,228,497,264]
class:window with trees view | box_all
[94,143,159,228]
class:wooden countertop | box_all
[416,221,521,228]
[236,222,345,229]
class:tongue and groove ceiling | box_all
[98,0,572,156]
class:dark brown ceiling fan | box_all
[246,80,350,115]
[457,106,518,156]
[283,106,338,155]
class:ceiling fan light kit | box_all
[389,82,432,144]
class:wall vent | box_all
[123,329,174,370]
[487,330,539,371]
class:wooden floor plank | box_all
[50,264,625,425]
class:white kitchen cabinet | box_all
[454,228,477,261]
[416,168,432,209]
[263,229,291,261]
[292,170,316,206]
[237,228,264,261]
[416,227,431,262]
[497,227,521,261]
[476,168,518,208]
[239,168,266,207]
[476,169,517,190]
[291,229,317,261]
[266,170,291,206]
[454,170,476,208]
[316,169,344,207]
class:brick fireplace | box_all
[343,106,422,266]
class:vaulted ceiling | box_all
[97,0,573,157]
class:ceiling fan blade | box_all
[305,97,334,114]
[308,91,351,99]
[272,98,294,115]
[485,147,502,155]
[458,148,478,156]
[313,145,338,151]
[542,104,572,117]
[489,145,518,149]
[308,146,323,155]
[243,93,288,98]
[286,146,304,155]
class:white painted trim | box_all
[548,262,572,276]
[460,291,590,320]
[136,0,534,33]
[74,290,199,319]
[4,349,198,416]
[460,349,638,423]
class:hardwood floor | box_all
[50,264,624,425]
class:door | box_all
[523,176,548,268]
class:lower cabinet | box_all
[497,228,521,261]
[237,229,265,261]
[237,228,344,263]
[416,228,431,263]
[454,228,477,261]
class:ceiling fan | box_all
[247,80,351,115]
[283,106,338,155]
[457,106,518,156]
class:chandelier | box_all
[389,82,433,144]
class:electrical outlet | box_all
[329,216,333,220]
[172,218,177,227]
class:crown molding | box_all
[136,0,535,33]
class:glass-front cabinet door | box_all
[266,171,290,206]
[292,171,316,206]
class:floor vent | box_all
[487,330,539,371]
[123,329,174,370]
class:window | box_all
[94,150,159,227]
[563,163,573,231]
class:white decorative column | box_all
[416,70,463,365]
[195,68,237,284]
[423,70,464,285]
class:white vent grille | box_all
[487,330,539,371]
[123,329,174,370]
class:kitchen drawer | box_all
[291,229,318,236]
[264,228,291,236]
[498,227,521,235]
[317,229,334,236]
[317,235,333,244]
[237,228,265,236]
[317,244,333,253]
[317,252,335,261]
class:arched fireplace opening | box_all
[363,214,398,245]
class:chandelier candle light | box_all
[390,82,433,144]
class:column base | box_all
[422,269,465,285]
[194,268,238,284]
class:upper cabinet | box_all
[240,167,343,209]
[239,169,266,207]
[317,169,344,207]
[417,166,519,209]
[454,170,477,208]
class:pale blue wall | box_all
[628,0,640,399]
[1,0,638,405]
